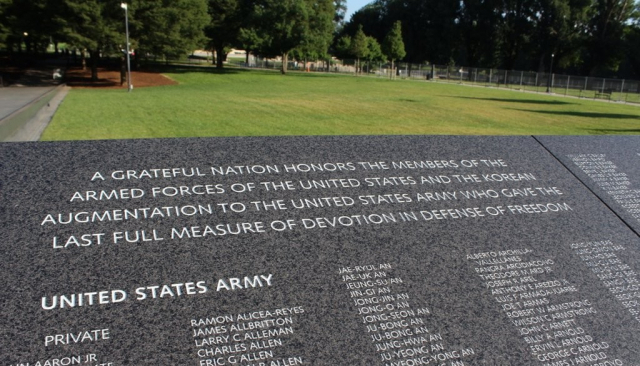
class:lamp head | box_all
[121,3,128,9]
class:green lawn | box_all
[41,67,640,140]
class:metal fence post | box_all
[584,77,588,97]
[474,68,478,84]
[566,75,570,96]
[504,70,508,89]
[520,71,523,90]
[489,69,492,86]
[535,72,539,93]
[620,79,625,102]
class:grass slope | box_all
[42,68,640,140]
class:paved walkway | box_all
[0,87,55,120]
[5,86,70,142]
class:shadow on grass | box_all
[515,109,640,119]
[147,65,245,75]
[147,65,354,79]
[587,129,640,134]
[454,96,574,105]
[283,72,342,78]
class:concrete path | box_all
[5,86,70,142]
[0,87,55,120]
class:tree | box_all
[362,35,384,73]
[624,3,640,77]
[238,27,265,65]
[333,0,347,30]
[58,0,121,80]
[531,0,590,73]
[497,0,537,70]
[248,0,310,74]
[340,2,387,42]
[397,0,458,65]
[366,36,384,63]
[382,20,406,78]
[458,0,502,67]
[238,27,263,65]
[297,0,335,66]
[584,0,635,75]
[0,0,11,50]
[133,0,209,64]
[334,34,351,59]
[242,0,333,74]
[4,0,58,54]
[351,25,369,74]
[338,0,458,66]
[206,0,242,68]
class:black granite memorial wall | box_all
[1,136,639,366]
[537,136,640,236]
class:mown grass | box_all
[41,67,640,140]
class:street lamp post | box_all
[121,3,132,92]
[546,53,554,93]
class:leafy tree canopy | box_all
[382,20,405,62]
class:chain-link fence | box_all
[237,57,640,104]
[246,58,435,80]
[430,65,640,104]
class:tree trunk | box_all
[537,55,545,74]
[281,53,288,74]
[134,52,141,69]
[216,46,225,69]
[390,60,394,79]
[90,50,99,81]
[245,50,250,66]
[81,49,87,71]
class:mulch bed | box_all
[65,67,178,89]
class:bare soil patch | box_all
[65,67,178,89]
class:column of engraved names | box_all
[468,249,620,366]
[190,306,305,366]
[571,240,640,323]
[338,263,477,365]
[568,154,640,221]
